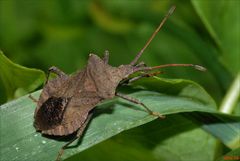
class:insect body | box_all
[34,54,135,135]
[31,6,206,161]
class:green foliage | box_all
[67,115,221,161]
[1,78,239,161]
[0,0,239,161]
[192,0,239,75]
[0,51,45,103]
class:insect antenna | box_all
[130,5,176,66]
[134,64,207,72]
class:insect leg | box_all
[115,92,165,119]
[28,94,38,103]
[103,50,109,64]
[120,71,163,86]
[130,71,163,83]
[56,112,93,161]
[46,66,67,84]
[135,61,146,68]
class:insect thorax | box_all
[86,54,133,99]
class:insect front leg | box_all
[120,71,163,86]
[103,50,109,64]
[135,61,146,68]
[46,66,67,84]
[129,71,163,84]
[28,94,38,103]
[115,92,165,119]
[56,112,93,161]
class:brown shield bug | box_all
[30,5,206,161]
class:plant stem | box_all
[219,73,240,114]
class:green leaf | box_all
[192,0,240,75]
[67,114,219,161]
[132,78,240,149]
[0,51,45,103]
[0,77,239,161]
[185,112,240,150]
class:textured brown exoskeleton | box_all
[31,6,206,161]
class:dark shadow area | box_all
[67,106,115,149]
[92,103,115,118]
[118,113,198,149]
[66,99,148,149]
[65,113,200,161]
[42,131,77,142]
[182,111,240,125]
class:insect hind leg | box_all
[56,112,93,161]
[116,92,165,119]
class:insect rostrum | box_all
[31,5,206,161]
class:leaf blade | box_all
[0,51,45,103]
[0,78,239,161]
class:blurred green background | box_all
[0,0,239,105]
